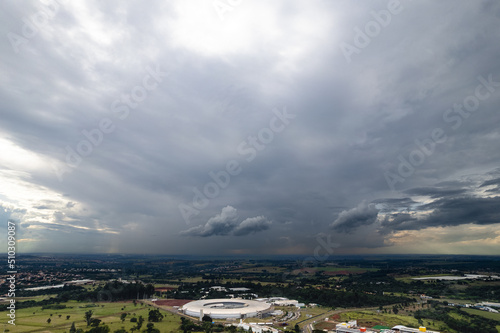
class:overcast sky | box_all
[1,0,500,256]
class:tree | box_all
[67,315,71,320]
[392,305,399,314]
[145,323,160,333]
[202,321,213,333]
[137,315,145,330]
[91,318,102,327]
[85,310,94,326]
[145,284,155,298]
[202,314,212,322]
[113,329,128,333]
[47,318,52,324]
[294,324,301,333]
[120,313,127,323]
[180,317,194,333]
[70,322,77,333]
[148,309,164,322]
[86,325,110,333]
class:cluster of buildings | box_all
[412,274,500,281]
[236,320,279,333]
[180,298,273,319]
[201,287,308,309]
[202,286,258,300]
[199,264,243,273]
[333,321,439,333]
[334,320,374,333]
[180,296,311,323]
[445,301,500,313]
[255,297,306,308]
[0,271,93,294]
[386,326,439,333]
[23,279,95,291]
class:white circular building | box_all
[181,298,272,319]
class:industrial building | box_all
[332,321,439,333]
[389,325,439,333]
[180,298,273,319]
[335,321,375,333]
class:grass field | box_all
[231,266,286,273]
[462,308,500,321]
[177,276,204,283]
[176,276,281,286]
[0,301,182,333]
[338,310,447,331]
[292,266,378,276]
[14,295,58,302]
[318,267,378,273]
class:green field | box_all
[176,276,281,286]
[13,294,58,302]
[177,276,205,283]
[338,310,447,331]
[0,301,182,333]
[462,308,500,321]
[293,266,378,276]
[318,267,378,273]
[231,266,286,273]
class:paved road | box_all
[298,306,379,332]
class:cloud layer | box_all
[0,0,499,255]
[331,201,380,233]
[180,206,271,237]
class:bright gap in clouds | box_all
[166,2,273,56]
[166,1,336,61]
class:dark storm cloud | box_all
[180,206,271,237]
[404,187,467,198]
[480,178,500,188]
[233,216,272,236]
[180,206,239,237]
[330,201,380,233]
[373,197,417,212]
[380,212,418,232]
[374,168,500,232]
[418,196,500,228]
[378,186,500,233]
